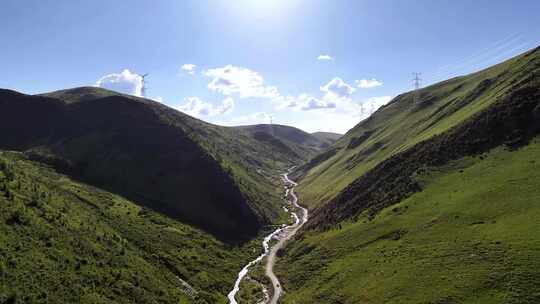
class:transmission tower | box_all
[412,72,422,103]
[141,73,149,97]
[412,72,422,90]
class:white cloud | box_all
[295,95,392,133]
[275,93,336,111]
[214,112,272,126]
[317,54,334,61]
[203,65,280,99]
[221,97,235,114]
[300,96,336,111]
[273,78,355,112]
[177,96,234,117]
[181,64,197,75]
[239,112,272,123]
[215,95,394,133]
[153,96,163,103]
[356,78,383,88]
[320,77,355,100]
[358,96,393,117]
[96,69,143,97]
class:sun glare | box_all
[226,0,298,20]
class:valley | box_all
[227,170,308,304]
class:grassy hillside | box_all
[0,87,297,241]
[236,124,331,161]
[0,151,265,304]
[277,137,540,303]
[275,46,540,303]
[293,46,540,211]
[311,132,342,146]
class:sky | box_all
[1,0,539,134]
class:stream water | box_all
[227,170,307,304]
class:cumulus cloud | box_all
[358,96,393,117]
[216,94,393,133]
[304,95,392,133]
[317,54,334,61]
[276,93,336,111]
[214,112,273,126]
[273,78,355,112]
[181,64,197,75]
[320,77,355,100]
[96,69,143,96]
[221,97,235,114]
[356,78,383,88]
[301,96,336,110]
[177,96,234,117]
[203,65,279,99]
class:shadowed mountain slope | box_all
[236,124,331,161]
[0,87,299,241]
[0,151,267,303]
[311,131,342,146]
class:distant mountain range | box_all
[236,124,340,160]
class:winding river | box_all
[227,170,308,304]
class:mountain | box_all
[310,131,342,146]
[0,150,262,303]
[0,87,297,242]
[276,46,540,303]
[236,124,331,160]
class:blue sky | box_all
[1,0,539,133]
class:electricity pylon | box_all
[141,73,149,97]
[412,72,422,103]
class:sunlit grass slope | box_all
[294,46,540,210]
[278,137,540,303]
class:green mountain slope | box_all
[278,138,540,303]
[0,151,261,303]
[311,132,342,146]
[0,87,295,241]
[276,46,540,303]
[236,124,331,161]
[293,46,540,211]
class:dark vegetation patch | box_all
[351,229,408,250]
[346,131,373,149]
[344,140,386,170]
[307,73,540,230]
